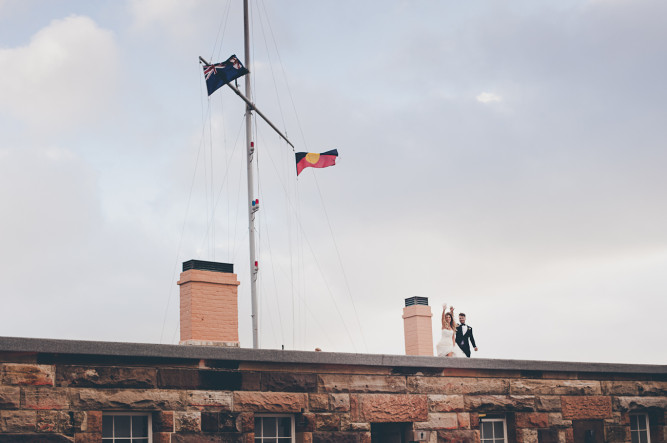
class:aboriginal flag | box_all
[295,149,338,176]
[203,54,249,96]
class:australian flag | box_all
[203,54,249,96]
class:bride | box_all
[436,304,465,357]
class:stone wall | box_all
[0,343,665,443]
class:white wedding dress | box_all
[436,328,465,357]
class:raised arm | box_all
[441,304,447,329]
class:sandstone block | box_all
[415,412,458,430]
[356,394,428,422]
[57,366,157,388]
[187,390,233,410]
[312,431,360,443]
[233,392,306,412]
[0,386,20,409]
[435,429,480,442]
[72,388,184,410]
[1,363,54,386]
[613,396,667,412]
[519,428,538,443]
[296,432,313,443]
[330,393,350,412]
[85,411,102,434]
[309,393,329,411]
[408,377,508,395]
[241,372,261,391]
[510,379,600,396]
[537,429,559,443]
[463,395,535,412]
[171,434,244,442]
[295,412,315,432]
[175,411,201,432]
[429,395,464,412]
[22,387,70,410]
[36,410,73,434]
[154,411,174,432]
[515,412,548,428]
[561,396,612,419]
[605,425,629,442]
[0,410,36,433]
[457,413,470,429]
[547,413,571,428]
[236,412,254,432]
[315,413,340,431]
[153,432,172,443]
[261,372,317,392]
[318,374,406,393]
[535,396,561,411]
[75,433,101,443]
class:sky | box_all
[1,0,666,365]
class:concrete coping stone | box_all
[0,336,665,375]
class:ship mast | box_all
[243,0,259,349]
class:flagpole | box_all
[243,0,260,349]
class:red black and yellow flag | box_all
[295,149,338,176]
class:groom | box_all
[456,313,478,358]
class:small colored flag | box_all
[295,149,338,176]
[203,54,249,96]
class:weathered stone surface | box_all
[186,390,233,409]
[537,429,559,443]
[175,411,201,432]
[153,433,172,443]
[0,386,20,409]
[262,372,317,392]
[330,393,350,412]
[0,435,74,442]
[157,368,242,390]
[535,396,561,411]
[57,366,156,388]
[429,395,464,412]
[72,388,184,410]
[312,432,360,443]
[613,396,667,411]
[84,411,102,434]
[601,381,667,396]
[457,413,470,429]
[296,431,313,443]
[356,394,428,422]
[318,374,406,393]
[315,413,340,431]
[518,428,538,443]
[202,411,240,433]
[295,412,315,432]
[36,410,73,434]
[309,393,329,411]
[154,411,174,432]
[547,413,571,427]
[463,395,535,412]
[605,425,629,442]
[0,410,37,432]
[241,372,261,391]
[435,429,479,442]
[515,412,548,428]
[1,364,54,386]
[561,395,612,419]
[415,412,458,430]
[510,379,601,395]
[172,434,243,443]
[236,412,254,433]
[408,377,509,395]
[22,387,70,410]
[233,392,307,412]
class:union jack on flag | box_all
[202,54,249,96]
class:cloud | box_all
[0,15,119,132]
[476,92,502,103]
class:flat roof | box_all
[0,336,665,375]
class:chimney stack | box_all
[179,260,240,347]
[403,297,433,356]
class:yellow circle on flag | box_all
[305,152,320,164]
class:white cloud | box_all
[0,15,119,131]
[476,92,502,103]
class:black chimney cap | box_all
[182,260,233,274]
[405,296,429,307]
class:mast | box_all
[243,0,259,349]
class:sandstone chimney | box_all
[403,297,433,356]
[179,260,240,347]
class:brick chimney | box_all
[178,260,240,347]
[403,297,433,356]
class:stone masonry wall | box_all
[0,354,665,443]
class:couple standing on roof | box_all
[436,304,478,358]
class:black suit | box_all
[455,324,477,358]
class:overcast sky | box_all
[1,0,665,365]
